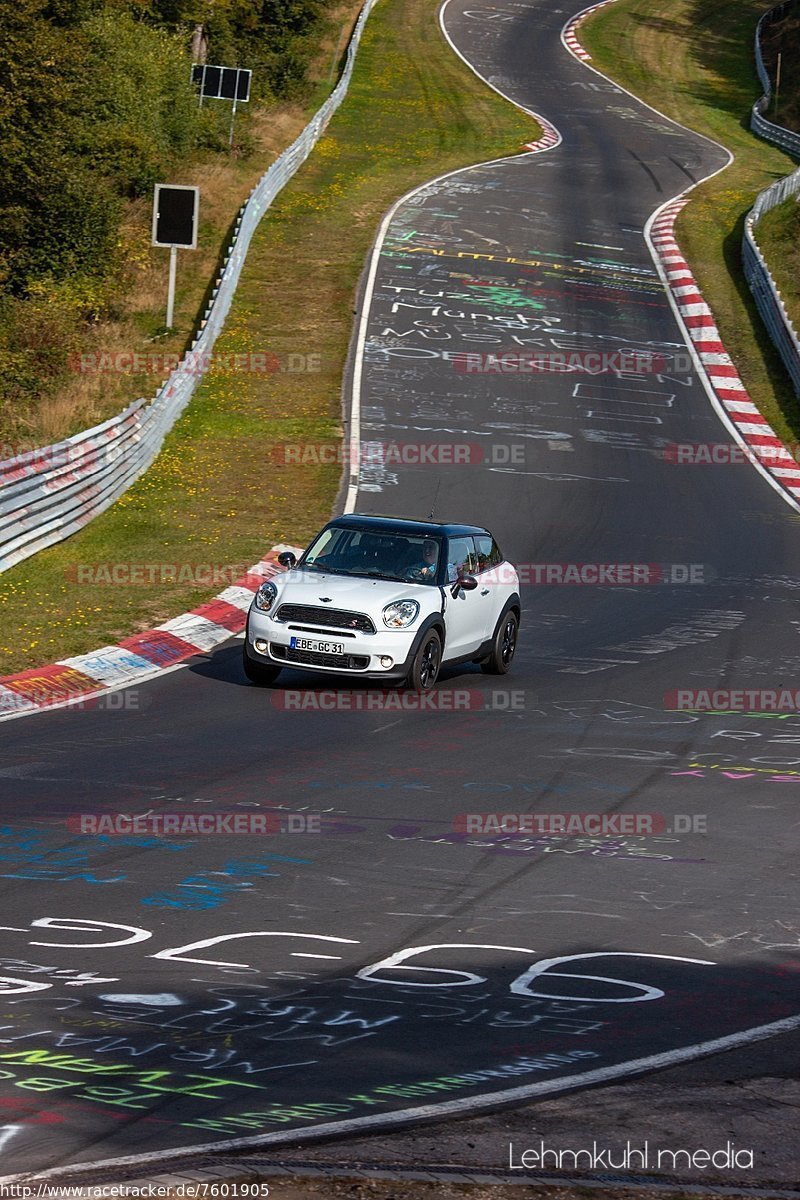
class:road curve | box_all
[1,0,799,1180]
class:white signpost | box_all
[151,184,200,330]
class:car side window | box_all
[475,535,502,572]
[446,536,478,582]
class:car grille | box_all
[271,645,370,670]
[275,604,375,633]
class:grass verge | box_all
[751,0,800,373]
[0,0,539,676]
[580,0,800,446]
[756,192,800,378]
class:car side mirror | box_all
[277,551,297,568]
[450,574,478,596]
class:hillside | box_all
[0,0,337,450]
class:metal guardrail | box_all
[743,169,800,397]
[0,0,377,575]
[744,0,800,396]
[751,97,800,155]
[750,0,800,155]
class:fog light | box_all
[254,639,268,653]
[379,656,394,668]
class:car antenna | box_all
[427,480,441,521]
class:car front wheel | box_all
[407,629,442,693]
[243,643,282,686]
[481,610,518,675]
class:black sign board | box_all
[192,63,251,102]
[151,185,199,249]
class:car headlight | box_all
[253,581,278,612]
[383,599,420,629]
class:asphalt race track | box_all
[1,0,799,1180]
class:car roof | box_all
[326,514,492,538]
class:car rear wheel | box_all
[480,610,518,675]
[407,629,442,693]
[243,643,282,686]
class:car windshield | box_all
[302,527,442,584]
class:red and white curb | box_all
[650,201,800,500]
[439,0,562,161]
[562,0,617,61]
[562,1,800,507]
[523,115,561,152]
[0,543,302,722]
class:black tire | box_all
[480,609,519,675]
[407,629,442,693]
[242,643,282,686]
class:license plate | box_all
[290,636,345,655]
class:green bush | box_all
[0,0,338,424]
[0,1,199,290]
[0,280,93,425]
[80,10,200,192]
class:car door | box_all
[474,531,510,635]
[441,536,493,660]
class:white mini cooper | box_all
[243,514,520,692]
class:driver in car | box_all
[405,538,439,581]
